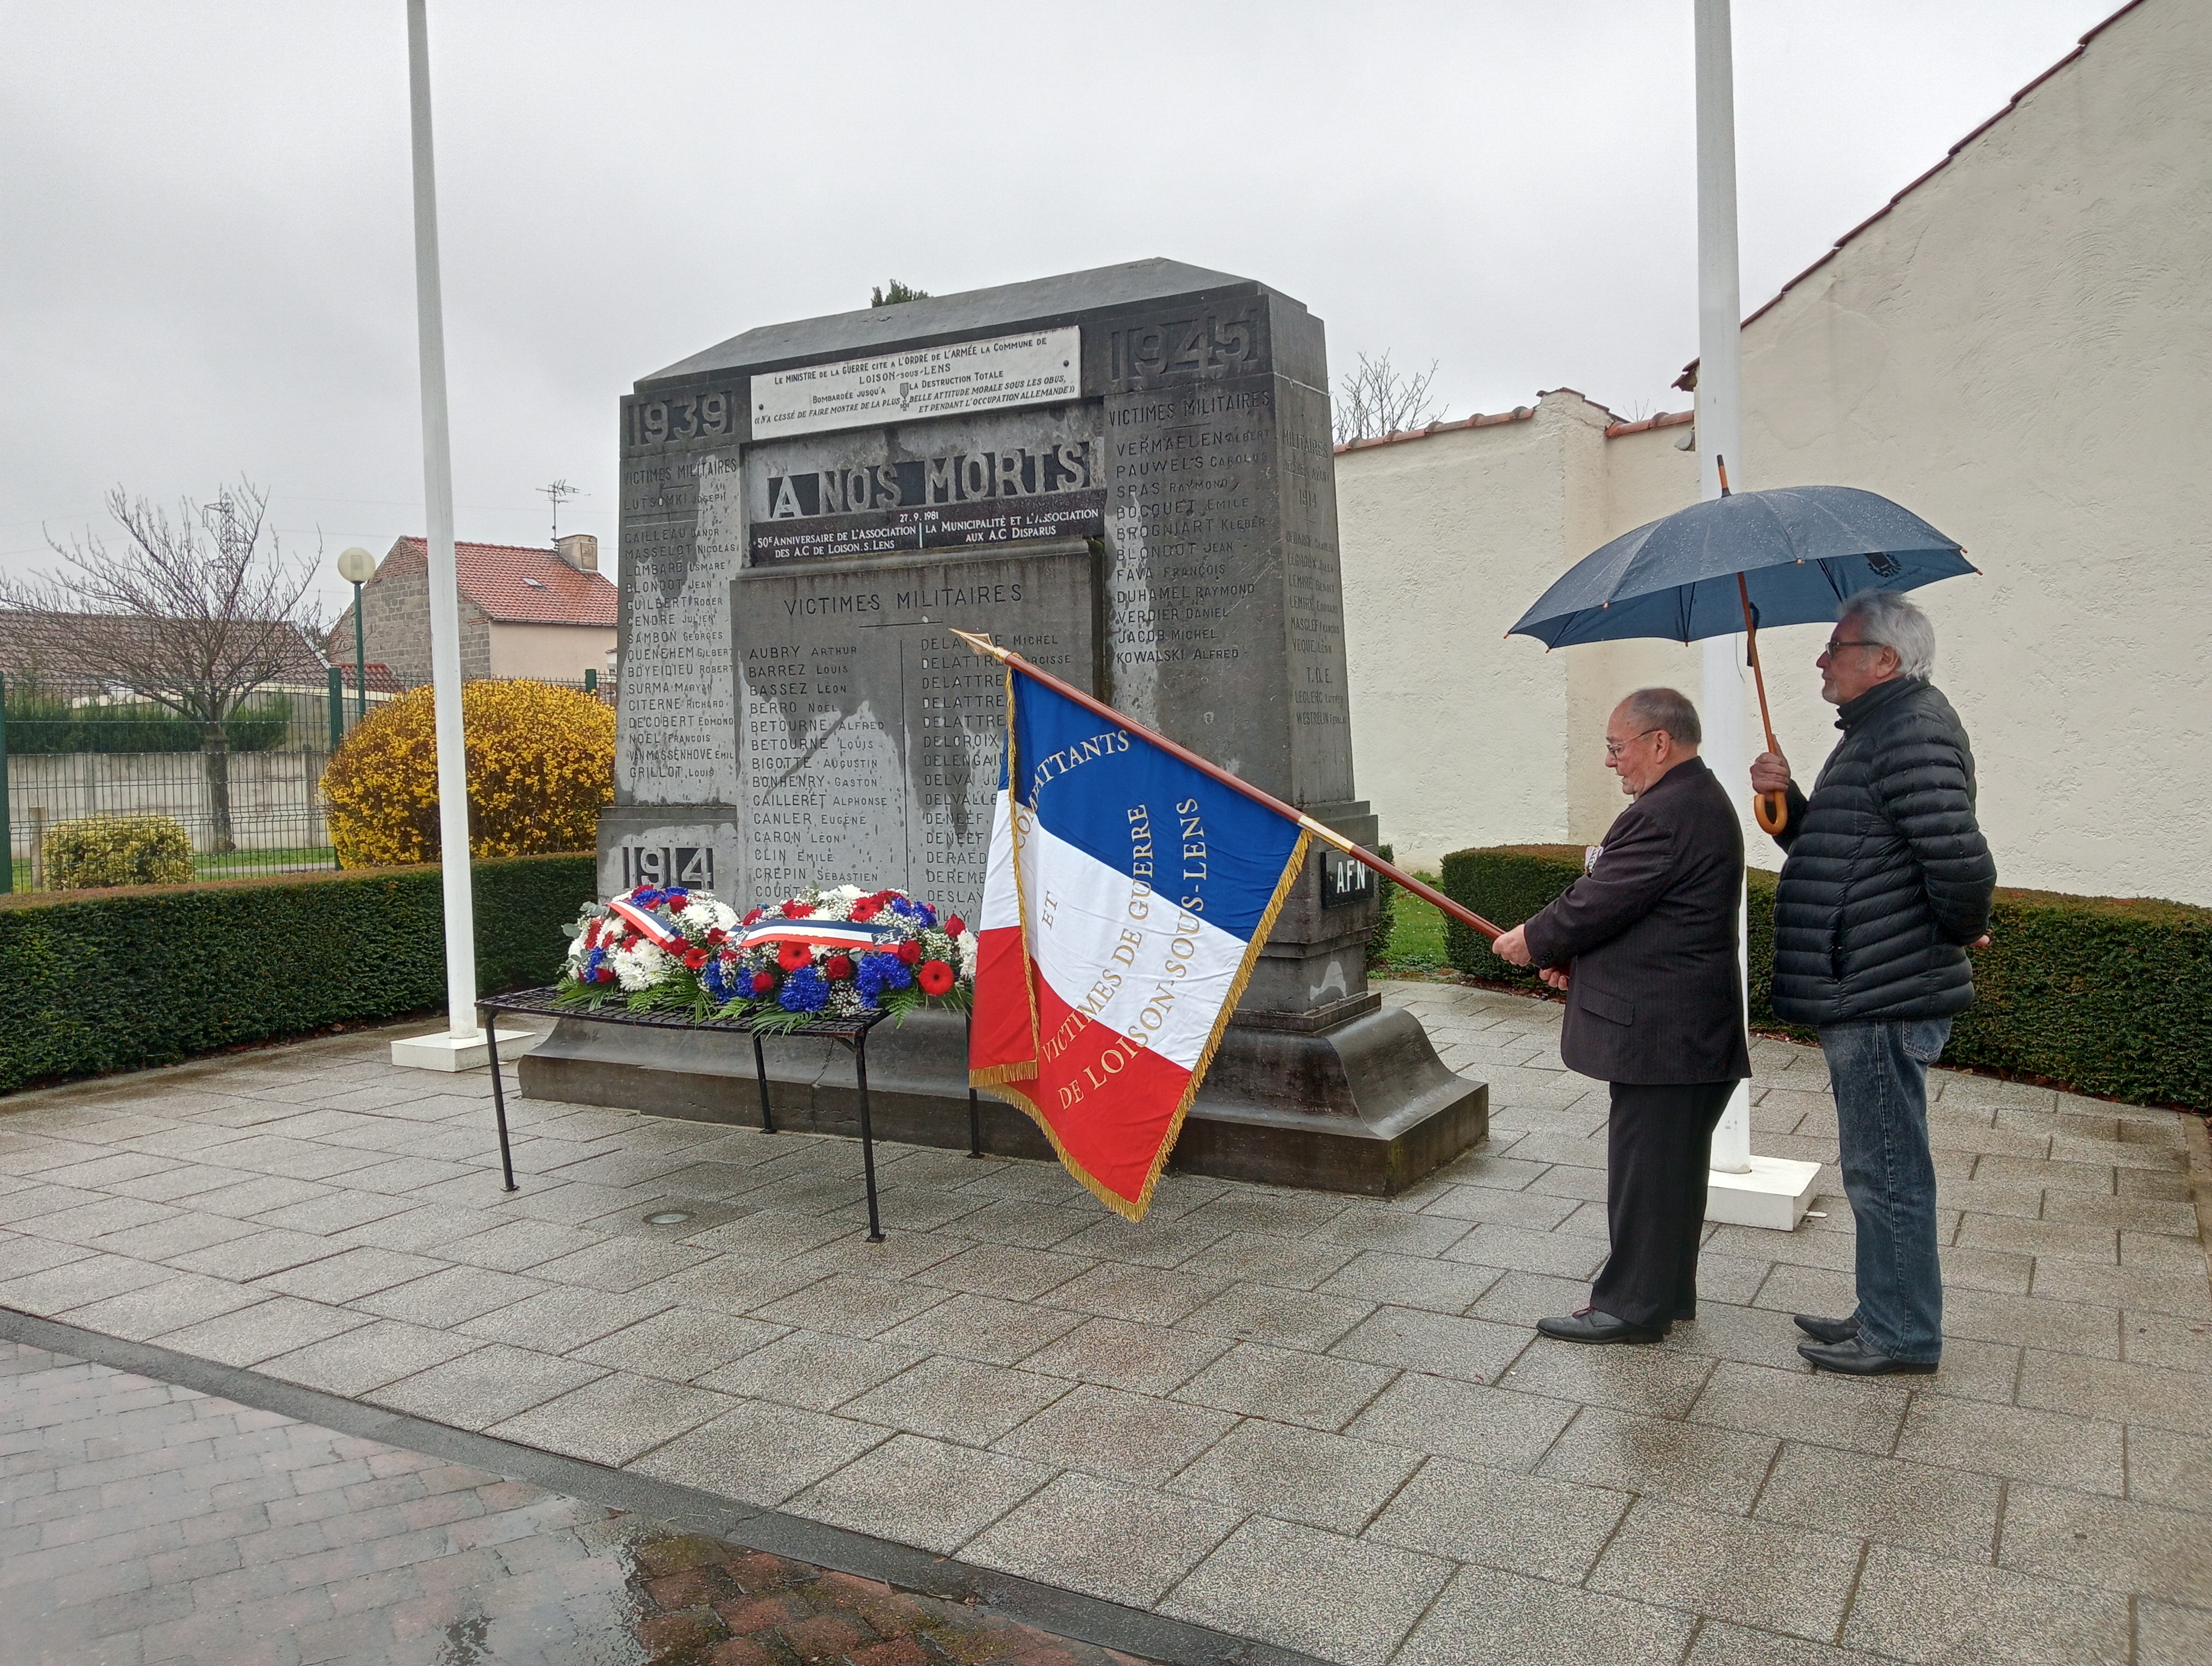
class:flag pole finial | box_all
[950,629,1005,662]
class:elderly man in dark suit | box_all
[1490,687,1751,1343]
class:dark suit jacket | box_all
[1521,757,1752,1086]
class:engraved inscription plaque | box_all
[731,543,1097,922]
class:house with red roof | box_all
[327,534,618,688]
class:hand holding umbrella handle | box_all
[1738,573,1790,836]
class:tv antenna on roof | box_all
[538,478,581,543]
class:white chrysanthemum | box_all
[834,883,864,899]
[678,896,737,934]
[613,941,671,991]
[957,930,979,979]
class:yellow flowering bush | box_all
[44,814,195,888]
[320,682,614,867]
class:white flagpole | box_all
[403,0,479,1051]
[1694,0,1821,1229]
[1694,0,1753,1177]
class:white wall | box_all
[487,622,618,683]
[1338,409,1569,869]
[1338,0,2212,905]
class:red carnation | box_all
[705,927,726,946]
[743,907,765,926]
[777,940,813,972]
[824,954,854,981]
[750,971,777,995]
[595,965,615,983]
[895,939,922,965]
[621,933,641,952]
[917,959,956,996]
[945,915,966,938]
[781,900,810,919]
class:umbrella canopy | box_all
[1509,484,1976,648]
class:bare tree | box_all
[1332,350,1448,446]
[2,479,323,852]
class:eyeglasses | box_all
[1822,638,1879,656]
[1604,728,1661,758]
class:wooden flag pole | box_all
[1736,571,1789,835]
[950,629,1502,942]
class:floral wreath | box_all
[559,883,973,1028]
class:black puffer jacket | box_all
[1769,676,1997,1024]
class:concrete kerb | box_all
[2184,1110,2212,1296]
[0,1305,1326,1666]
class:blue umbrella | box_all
[1508,470,1978,831]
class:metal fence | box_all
[1,670,614,894]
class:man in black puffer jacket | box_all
[1751,589,1996,1376]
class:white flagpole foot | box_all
[1707,1155,1823,1231]
[391,1027,543,1072]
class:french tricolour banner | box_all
[969,666,1310,1220]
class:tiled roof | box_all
[381,539,618,627]
[1334,407,1536,456]
[1332,396,1694,456]
[332,662,407,695]
[1603,411,1694,439]
[1675,0,2147,389]
[0,612,329,695]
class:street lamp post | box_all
[336,547,376,725]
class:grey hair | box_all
[1621,687,1701,746]
[1839,589,1936,680]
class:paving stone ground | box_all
[4,980,2210,1665]
[2,1339,1149,1666]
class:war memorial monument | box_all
[523,259,1487,1193]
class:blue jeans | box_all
[1819,1017,1951,1364]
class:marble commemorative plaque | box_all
[730,541,1097,920]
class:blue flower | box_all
[779,966,829,1013]
[854,954,912,1006]
[886,895,935,927]
[700,958,737,1003]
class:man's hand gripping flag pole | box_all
[955,628,1500,1222]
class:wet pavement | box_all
[2,1340,1150,1666]
[3,981,2210,1664]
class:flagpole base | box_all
[391,1026,544,1073]
[1704,1155,1823,1232]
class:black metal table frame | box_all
[473,986,944,1243]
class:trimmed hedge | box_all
[0,855,595,1093]
[1439,843,2212,1111]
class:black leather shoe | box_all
[1798,1336,1936,1375]
[1537,1309,1664,1345]
[1793,1312,1860,1345]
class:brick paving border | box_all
[1,1309,1322,1666]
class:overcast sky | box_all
[1,1,2123,619]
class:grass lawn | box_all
[1377,874,1452,974]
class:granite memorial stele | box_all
[522,259,1487,1194]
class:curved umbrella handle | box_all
[1753,790,1789,835]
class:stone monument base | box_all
[518,1007,1486,1198]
